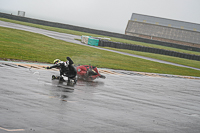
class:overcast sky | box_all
[0,0,200,33]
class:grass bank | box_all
[0,26,200,77]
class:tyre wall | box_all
[98,40,200,61]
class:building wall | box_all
[130,13,200,32]
[125,20,200,48]
[126,32,200,48]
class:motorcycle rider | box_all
[46,57,77,82]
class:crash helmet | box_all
[53,59,61,64]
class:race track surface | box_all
[1,20,200,132]
[0,61,200,133]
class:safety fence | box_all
[98,40,200,61]
[1,12,200,52]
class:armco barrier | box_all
[98,40,200,61]
[1,12,200,52]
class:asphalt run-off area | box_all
[0,61,200,133]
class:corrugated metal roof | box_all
[126,21,200,44]
[131,13,200,32]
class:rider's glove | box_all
[46,66,51,69]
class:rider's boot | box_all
[67,78,70,83]
[59,76,65,81]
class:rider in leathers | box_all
[46,57,77,82]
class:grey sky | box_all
[0,0,200,33]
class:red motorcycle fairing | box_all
[76,65,101,81]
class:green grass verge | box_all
[1,17,200,56]
[103,47,200,69]
[0,26,200,77]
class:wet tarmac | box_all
[1,61,200,133]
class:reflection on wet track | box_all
[1,61,200,133]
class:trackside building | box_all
[125,13,200,48]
